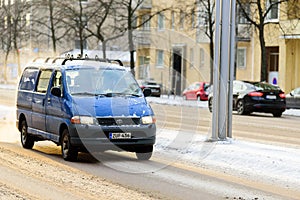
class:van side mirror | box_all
[143,88,152,97]
[51,87,62,97]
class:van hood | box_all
[71,96,153,117]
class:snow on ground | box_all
[155,129,300,190]
[148,95,300,189]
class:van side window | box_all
[36,70,53,93]
[51,71,63,96]
[19,68,39,91]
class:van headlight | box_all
[141,116,156,124]
[71,116,98,125]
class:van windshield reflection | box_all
[65,67,142,97]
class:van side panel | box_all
[17,91,34,127]
[31,93,47,131]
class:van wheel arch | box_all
[59,123,69,142]
[18,114,26,131]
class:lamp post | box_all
[211,0,236,140]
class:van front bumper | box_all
[68,124,156,151]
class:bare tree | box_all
[237,0,290,81]
[84,0,126,59]
[59,0,93,56]
[195,0,215,85]
[31,0,71,54]
[0,0,29,80]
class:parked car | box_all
[16,57,156,161]
[138,80,161,97]
[286,87,300,109]
[208,80,286,117]
[182,82,210,101]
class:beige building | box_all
[135,0,300,94]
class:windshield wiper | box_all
[71,92,96,96]
[95,92,141,97]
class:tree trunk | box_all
[259,26,267,82]
[102,40,107,59]
[48,0,57,54]
[128,29,135,76]
[3,52,9,83]
[127,0,135,76]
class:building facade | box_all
[135,0,300,94]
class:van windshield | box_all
[65,67,143,97]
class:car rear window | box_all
[253,82,281,91]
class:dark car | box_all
[182,82,210,101]
[208,80,286,117]
[286,87,300,109]
[138,80,161,97]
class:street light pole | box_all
[211,0,236,140]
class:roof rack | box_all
[32,54,124,66]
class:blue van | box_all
[16,57,156,161]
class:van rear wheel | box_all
[61,129,78,161]
[20,120,34,149]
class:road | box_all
[0,87,299,200]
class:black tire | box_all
[273,111,282,117]
[61,129,78,161]
[208,98,213,112]
[136,145,153,160]
[20,120,34,149]
[236,100,248,115]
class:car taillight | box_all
[279,93,285,99]
[248,91,263,97]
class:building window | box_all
[237,48,246,69]
[180,10,185,29]
[156,50,164,67]
[158,13,164,30]
[266,0,279,21]
[142,14,150,31]
[200,48,205,68]
[171,11,175,30]
[139,56,146,79]
[238,3,250,24]
[190,48,194,68]
[191,10,195,29]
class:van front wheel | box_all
[136,145,153,160]
[20,120,34,149]
[61,129,78,161]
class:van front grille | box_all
[97,117,140,126]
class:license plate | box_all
[266,95,276,99]
[151,89,159,93]
[109,132,131,139]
